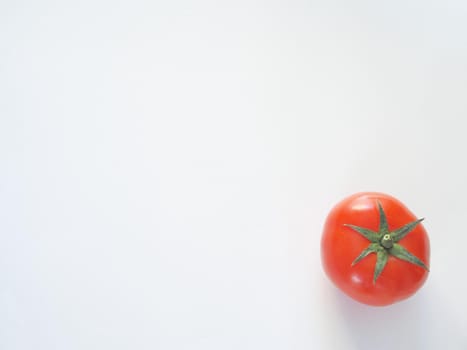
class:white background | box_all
[1,1,466,349]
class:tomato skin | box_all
[321,192,430,306]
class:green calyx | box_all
[344,201,429,284]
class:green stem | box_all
[380,234,394,249]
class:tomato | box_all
[321,192,430,306]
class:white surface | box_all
[1,1,467,349]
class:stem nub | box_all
[380,234,394,249]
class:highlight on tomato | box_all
[321,192,430,306]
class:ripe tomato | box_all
[321,192,430,306]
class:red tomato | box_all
[321,192,430,306]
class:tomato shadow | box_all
[332,282,462,350]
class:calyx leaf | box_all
[344,224,380,243]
